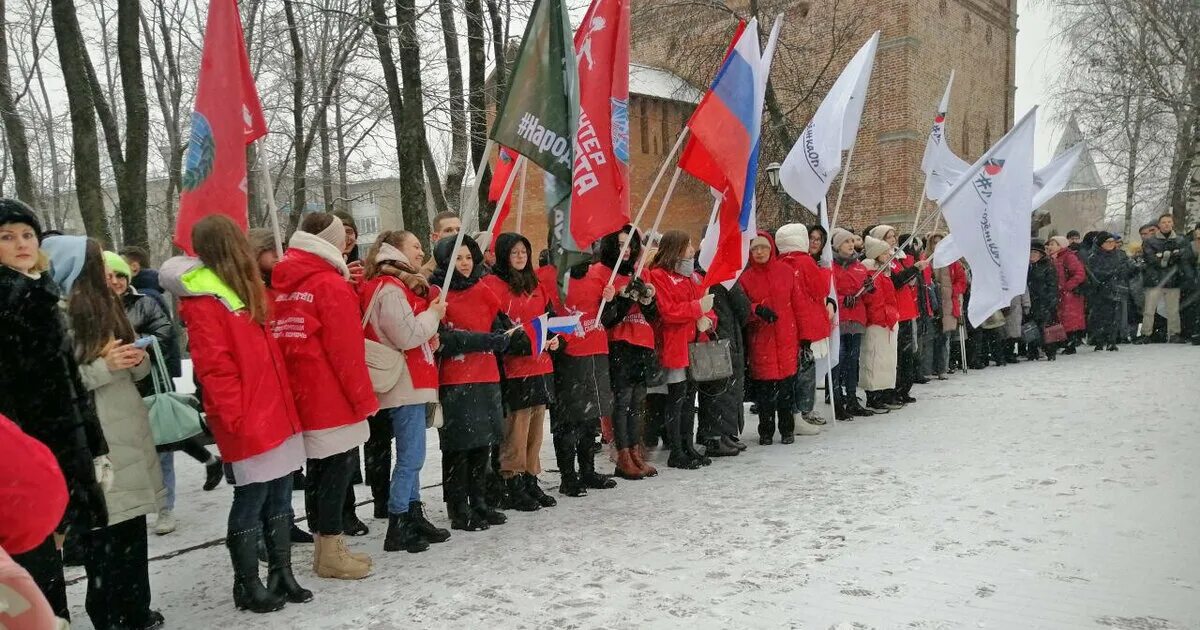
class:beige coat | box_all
[78,356,165,525]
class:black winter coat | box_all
[122,290,180,386]
[699,282,751,438]
[1141,234,1195,289]
[1026,257,1060,326]
[1087,248,1135,303]
[0,266,109,525]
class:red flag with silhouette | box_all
[173,0,268,255]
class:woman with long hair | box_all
[270,212,379,579]
[359,230,452,552]
[643,230,715,469]
[482,232,563,507]
[46,236,166,629]
[161,215,309,613]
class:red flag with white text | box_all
[487,146,519,246]
[173,0,267,254]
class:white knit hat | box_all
[831,228,855,252]
[775,223,810,254]
[313,214,346,252]
[864,235,890,261]
[868,224,896,242]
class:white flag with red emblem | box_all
[921,71,971,202]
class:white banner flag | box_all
[922,71,971,202]
[778,32,879,214]
[1032,142,1085,210]
[938,108,1038,327]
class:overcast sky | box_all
[1014,0,1067,165]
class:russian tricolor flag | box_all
[522,314,550,355]
[683,16,782,288]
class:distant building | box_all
[1034,118,1108,239]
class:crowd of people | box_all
[1,195,1197,628]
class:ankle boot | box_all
[613,448,645,480]
[630,444,658,477]
[523,474,557,507]
[447,500,488,531]
[558,471,588,497]
[504,476,541,511]
[667,449,701,469]
[469,494,507,525]
[290,524,314,544]
[577,438,617,489]
[383,513,430,553]
[262,515,312,604]
[227,529,286,613]
[313,534,371,580]
[407,501,450,543]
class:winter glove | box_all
[94,455,114,492]
[699,293,715,312]
[696,316,713,333]
[754,304,778,323]
[844,294,858,308]
[633,279,656,305]
[618,284,637,300]
[486,333,511,353]
[862,276,875,293]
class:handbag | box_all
[1042,322,1067,344]
[143,338,205,446]
[362,283,408,393]
[687,332,733,383]
[1020,320,1042,344]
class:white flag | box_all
[817,200,840,369]
[938,108,1037,327]
[921,71,972,202]
[1032,143,1085,210]
[778,32,880,214]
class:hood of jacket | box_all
[430,233,486,291]
[775,223,810,255]
[159,256,246,311]
[41,235,88,294]
[597,225,642,275]
[492,232,533,278]
[271,231,351,293]
[748,230,779,269]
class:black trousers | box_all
[305,449,355,535]
[663,381,691,453]
[364,411,394,510]
[81,515,153,629]
[754,377,795,440]
[896,321,920,396]
[155,435,214,463]
[611,384,647,450]
[441,446,489,504]
[13,536,69,620]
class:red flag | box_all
[487,146,518,247]
[677,20,745,192]
[569,0,630,250]
[173,0,267,255]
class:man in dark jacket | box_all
[1137,214,1195,343]
[1026,240,1060,360]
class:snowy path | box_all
[66,345,1200,629]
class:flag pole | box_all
[633,166,683,280]
[595,129,690,318]
[829,142,857,230]
[515,160,528,233]
[485,154,526,238]
[254,140,285,259]
[442,139,496,298]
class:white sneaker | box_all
[803,411,827,425]
[793,415,820,436]
[155,508,177,535]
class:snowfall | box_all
[62,345,1200,630]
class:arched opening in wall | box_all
[639,100,649,154]
[660,101,670,154]
[962,122,970,156]
[939,0,948,11]
[986,24,993,44]
[964,12,972,32]
[983,121,991,149]
[796,2,811,18]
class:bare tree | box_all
[438,0,468,209]
[0,0,34,204]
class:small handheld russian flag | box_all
[522,314,550,355]
[546,313,584,337]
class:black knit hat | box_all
[1066,230,1080,239]
[1030,239,1047,255]
[0,199,42,241]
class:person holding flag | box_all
[481,233,562,512]
[774,223,835,427]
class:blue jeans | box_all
[227,475,293,535]
[388,404,427,514]
[833,332,863,402]
[158,452,176,511]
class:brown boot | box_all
[630,445,658,477]
[314,534,371,580]
[313,532,371,567]
[613,449,644,480]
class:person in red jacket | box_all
[859,236,903,412]
[429,235,523,531]
[482,233,562,511]
[830,228,875,419]
[599,226,661,480]
[868,225,930,406]
[643,230,715,469]
[271,212,379,580]
[739,231,813,444]
[161,215,310,613]
[1046,236,1087,353]
[775,223,835,428]
[553,248,620,495]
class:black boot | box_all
[227,529,286,613]
[204,457,224,491]
[504,476,541,512]
[558,472,588,497]
[263,515,313,604]
[342,487,369,537]
[383,513,430,553]
[846,399,876,417]
[577,435,617,489]
[407,501,450,543]
[290,524,313,544]
[680,414,711,466]
[446,500,488,531]
[469,494,507,525]
[524,474,557,507]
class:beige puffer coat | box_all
[78,356,165,526]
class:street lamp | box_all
[766,161,782,191]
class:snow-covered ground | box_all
[65,345,1200,629]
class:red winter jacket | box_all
[739,238,803,381]
[563,263,612,357]
[832,257,869,326]
[778,251,832,341]
[644,266,707,369]
[482,275,555,378]
[1052,249,1088,333]
[608,273,656,349]
[535,264,565,314]
[270,242,379,431]
[862,261,900,329]
[0,413,67,554]
[891,256,919,322]
[441,280,504,385]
